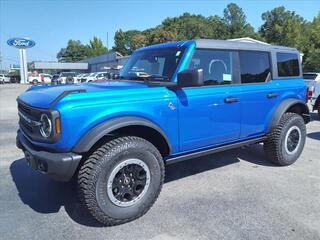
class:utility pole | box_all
[0,45,2,74]
[107,32,109,50]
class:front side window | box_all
[239,51,271,84]
[120,47,185,81]
[188,49,233,85]
[277,52,300,77]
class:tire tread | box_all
[78,136,164,226]
[264,112,305,166]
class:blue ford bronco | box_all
[16,39,310,225]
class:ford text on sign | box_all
[7,38,35,49]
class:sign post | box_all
[7,38,35,84]
[19,49,28,84]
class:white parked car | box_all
[76,73,86,82]
[79,73,90,82]
[303,72,320,117]
[28,74,52,85]
[85,72,109,82]
[0,74,10,84]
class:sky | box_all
[0,0,319,69]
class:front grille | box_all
[17,101,41,137]
[18,102,32,115]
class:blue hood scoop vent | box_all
[48,89,86,109]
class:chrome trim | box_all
[18,110,41,127]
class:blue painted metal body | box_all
[18,40,307,158]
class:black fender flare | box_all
[267,98,310,133]
[313,95,320,111]
[73,116,172,154]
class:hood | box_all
[18,81,149,109]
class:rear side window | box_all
[277,52,300,77]
[239,51,271,84]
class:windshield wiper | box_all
[122,75,169,82]
[118,75,174,87]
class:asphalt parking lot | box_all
[0,84,319,240]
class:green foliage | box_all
[8,69,19,76]
[56,3,319,71]
[223,3,255,38]
[57,37,108,62]
[260,8,320,71]
[303,13,320,72]
[161,13,210,39]
[303,48,320,72]
[113,29,142,56]
[259,7,307,48]
[87,36,108,57]
[57,40,90,62]
[112,4,258,55]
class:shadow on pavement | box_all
[10,159,104,227]
[307,132,320,140]
[10,144,272,227]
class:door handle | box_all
[267,93,278,99]
[224,97,239,104]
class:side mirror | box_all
[177,69,204,87]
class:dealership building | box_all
[30,52,129,74]
[30,62,88,74]
[80,52,129,72]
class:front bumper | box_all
[16,130,82,182]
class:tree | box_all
[110,4,319,71]
[206,15,229,39]
[131,33,148,50]
[161,13,210,40]
[303,13,320,71]
[148,28,177,44]
[113,29,143,55]
[222,3,256,38]
[87,37,108,57]
[303,48,320,72]
[57,40,89,62]
[259,7,307,48]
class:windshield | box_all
[61,72,75,77]
[120,47,186,81]
[89,72,97,77]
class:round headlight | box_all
[39,114,52,138]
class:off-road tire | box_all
[264,112,306,166]
[66,77,74,84]
[78,136,164,225]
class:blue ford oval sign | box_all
[7,38,35,49]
